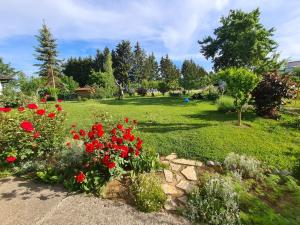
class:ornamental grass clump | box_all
[131,172,167,212]
[184,176,240,225]
[0,98,66,169]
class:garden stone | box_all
[164,169,173,183]
[176,180,195,193]
[177,196,188,204]
[162,184,179,195]
[206,160,215,166]
[165,153,177,160]
[215,161,222,167]
[172,158,203,167]
[176,174,183,182]
[170,163,181,171]
[161,160,170,166]
[164,198,177,211]
[181,166,197,181]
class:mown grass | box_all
[61,96,300,171]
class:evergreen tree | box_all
[131,42,146,83]
[143,53,160,81]
[34,23,61,88]
[93,49,104,72]
[181,59,207,90]
[160,55,180,90]
[112,40,133,88]
[0,57,19,78]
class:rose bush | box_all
[0,98,66,169]
[64,118,144,193]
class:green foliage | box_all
[131,173,167,212]
[112,40,133,87]
[199,8,280,74]
[184,175,240,225]
[181,59,208,90]
[89,72,116,99]
[0,57,19,78]
[59,75,79,99]
[217,96,235,112]
[131,148,162,173]
[143,53,160,81]
[36,167,63,184]
[34,23,61,88]
[224,153,263,179]
[157,81,168,95]
[131,42,146,83]
[160,55,180,90]
[252,71,297,119]
[205,86,220,101]
[218,67,260,125]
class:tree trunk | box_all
[237,110,242,126]
[50,66,56,89]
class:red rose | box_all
[6,156,17,163]
[75,171,85,183]
[107,162,116,169]
[20,121,34,132]
[125,117,129,123]
[57,107,62,111]
[27,103,38,109]
[79,129,86,136]
[33,132,41,139]
[102,155,115,169]
[48,112,56,119]
[135,149,140,156]
[36,109,46,116]
[57,99,63,102]
[73,133,80,140]
[120,145,129,158]
[111,128,117,135]
[85,142,94,153]
[0,107,12,113]
[88,131,95,140]
[97,130,104,137]
[18,107,25,112]
[40,98,47,103]
[117,124,124,131]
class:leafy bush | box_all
[252,71,297,119]
[131,172,167,212]
[0,99,66,169]
[205,86,220,101]
[157,81,168,96]
[137,87,147,96]
[217,96,235,112]
[224,153,263,179]
[184,175,240,225]
[64,118,143,193]
[169,91,182,97]
[191,92,205,100]
[131,147,162,173]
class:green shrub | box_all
[217,96,235,112]
[184,175,240,225]
[131,147,162,173]
[224,153,263,179]
[131,173,167,212]
[137,87,147,96]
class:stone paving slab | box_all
[0,177,190,225]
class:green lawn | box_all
[62,96,300,171]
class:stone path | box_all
[0,177,190,225]
[160,153,205,210]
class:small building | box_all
[285,61,300,73]
[0,75,14,95]
[75,86,92,98]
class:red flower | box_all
[27,103,38,109]
[48,112,56,119]
[107,162,116,169]
[125,117,129,123]
[120,145,129,158]
[55,104,60,108]
[73,133,80,140]
[97,130,104,137]
[85,142,94,153]
[36,109,46,116]
[136,137,143,150]
[135,149,140,156]
[66,141,71,148]
[20,121,34,132]
[6,156,17,163]
[102,155,116,169]
[33,132,41,139]
[111,128,117,135]
[57,99,63,102]
[88,131,95,140]
[79,129,86,136]
[57,107,62,111]
[0,107,12,113]
[75,171,85,183]
[117,124,124,131]
[18,107,25,112]
[40,98,47,103]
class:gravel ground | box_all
[0,177,190,225]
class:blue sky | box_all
[1,0,300,76]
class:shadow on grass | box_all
[138,121,213,133]
[185,110,257,123]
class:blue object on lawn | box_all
[184,97,190,103]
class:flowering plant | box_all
[0,99,66,168]
[65,118,143,193]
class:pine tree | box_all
[112,40,133,88]
[93,49,104,72]
[34,23,60,89]
[131,42,146,83]
[160,55,180,90]
[143,53,159,81]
